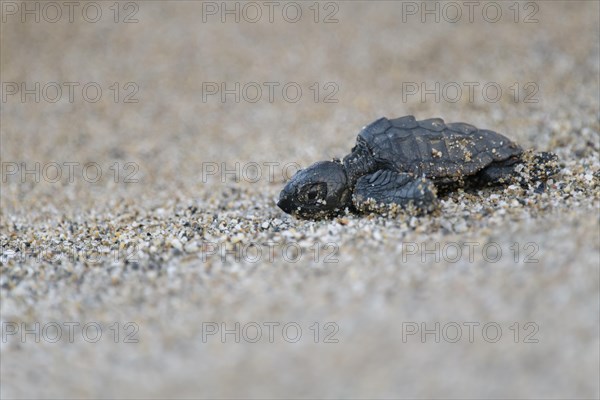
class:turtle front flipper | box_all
[352,170,438,214]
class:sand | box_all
[1,1,599,398]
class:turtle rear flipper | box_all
[519,151,559,192]
[474,151,559,187]
[529,152,559,181]
[353,170,438,214]
[474,155,522,185]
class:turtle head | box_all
[277,160,350,218]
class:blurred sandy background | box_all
[1,1,599,398]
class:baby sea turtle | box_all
[277,116,558,218]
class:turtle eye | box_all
[308,188,319,199]
[300,183,327,204]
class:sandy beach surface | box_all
[1,1,599,398]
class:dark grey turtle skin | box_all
[277,116,557,218]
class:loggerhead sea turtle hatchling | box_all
[277,116,558,218]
